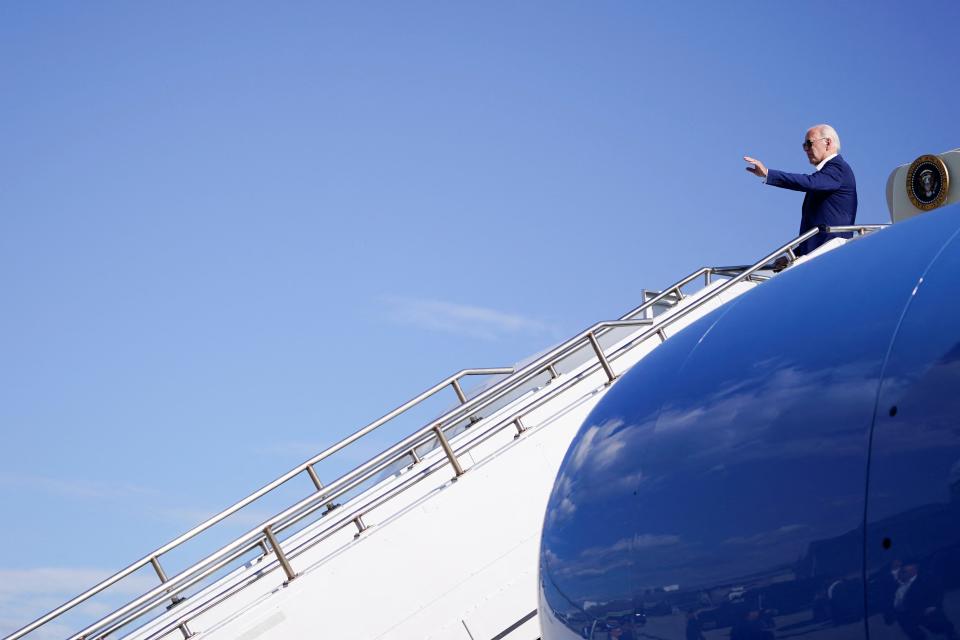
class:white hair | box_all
[813,123,841,152]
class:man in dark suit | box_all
[744,124,858,258]
[893,561,959,640]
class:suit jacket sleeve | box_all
[766,162,844,193]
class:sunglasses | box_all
[802,137,829,150]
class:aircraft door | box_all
[865,233,960,640]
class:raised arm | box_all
[766,162,844,193]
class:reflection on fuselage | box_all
[538,206,960,640]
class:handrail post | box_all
[149,557,191,638]
[305,465,337,511]
[451,379,468,404]
[641,290,655,319]
[451,379,480,424]
[408,448,421,465]
[263,525,297,584]
[705,269,712,286]
[433,424,465,477]
[305,465,323,491]
[514,416,527,437]
[546,364,560,380]
[353,515,368,536]
[587,332,617,384]
[150,557,184,606]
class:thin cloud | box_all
[0,567,154,598]
[0,472,159,501]
[0,567,157,640]
[381,296,555,341]
[723,524,809,546]
[0,619,73,640]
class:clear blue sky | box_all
[2,2,958,635]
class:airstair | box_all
[6,225,884,640]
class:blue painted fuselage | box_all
[539,205,960,640]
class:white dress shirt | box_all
[816,153,838,171]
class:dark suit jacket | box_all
[900,573,946,619]
[766,154,858,256]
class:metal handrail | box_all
[33,282,717,638]
[6,367,513,640]
[830,224,887,233]
[7,223,888,640]
[709,225,888,275]
[83,227,823,640]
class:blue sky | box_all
[1,1,958,635]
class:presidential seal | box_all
[906,154,950,211]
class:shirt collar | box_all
[816,153,839,172]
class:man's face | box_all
[803,128,831,165]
